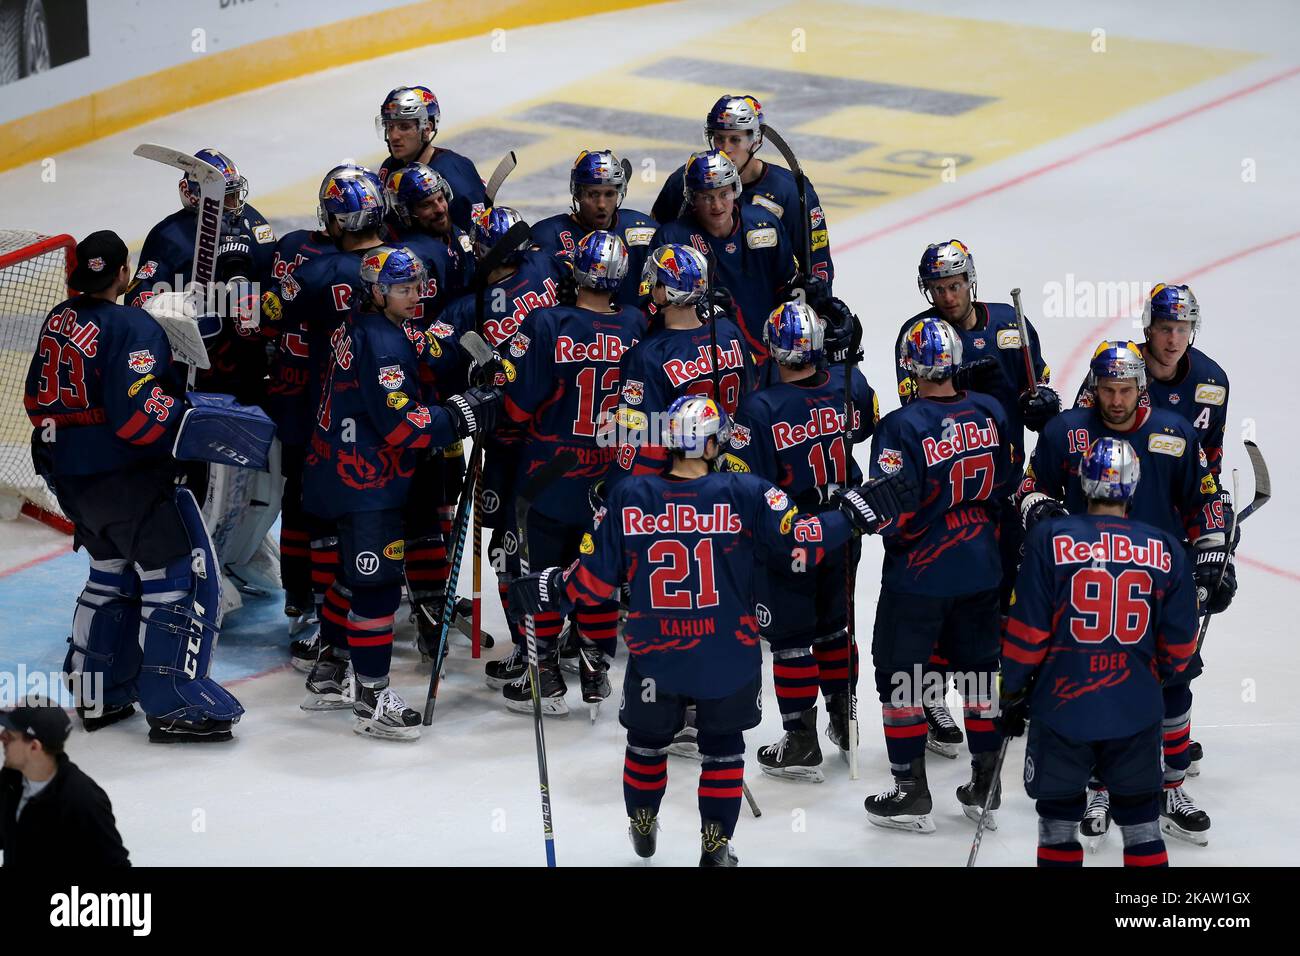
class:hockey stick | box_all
[517,450,580,868]
[759,125,812,283]
[966,735,1011,867]
[1009,288,1038,397]
[134,144,226,387]
[485,151,518,205]
[742,781,762,818]
[1196,440,1270,654]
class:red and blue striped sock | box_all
[623,733,670,817]
[773,647,819,730]
[698,732,745,838]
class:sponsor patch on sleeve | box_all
[579,533,595,555]
[811,229,829,252]
[721,453,749,473]
[615,407,648,430]
[746,227,778,250]
[127,373,155,397]
[1201,474,1218,495]
[383,539,405,561]
[387,391,410,410]
[261,290,282,324]
[779,507,796,535]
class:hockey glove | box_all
[820,296,863,365]
[507,566,565,622]
[698,285,737,324]
[1194,538,1237,614]
[444,385,503,439]
[789,273,832,314]
[994,689,1030,739]
[588,477,608,514]
[834,471,916,536]
[1019,385,1060,432]
[1020,492,1068,531]
[951,356,1008,395]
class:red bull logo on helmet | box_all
[323,179,344,201]
[362,252,386,273]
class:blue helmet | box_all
[376,86,440,142]
[470,206,527,262]
[640,243,709,305]
[570,149,628,206]
[180,148,248,220]
[385,162,454,226]
[317,164,386,232]
[763,301,824,368]
[359,245,427,294]
[683,149,742,204]
[902,317,962,381]
[705,95,765,154]
[1088,340,1147,390]
[571,230,629,292]
[917,240,976,300]
[1142,282,1201,335]
[666,395,731,459]
[1080,437,1141,502]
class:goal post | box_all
[0,230,76,534]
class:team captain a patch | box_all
[377,365,405,390]
[127,349,156,374]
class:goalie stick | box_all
[517,450,580,868]
[1196,440,1270,654]
[759,124,813,283]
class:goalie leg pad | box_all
[135,488,244,724]
[66,559,143,709]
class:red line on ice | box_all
[0,543,72,578]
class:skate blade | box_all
[1160,818,1209,846]
[352,719,421,741]
[505,697,570,717]
[300,692,353,712]
[484,675,520,691]
[866,812,936,834]
[926,736,960,759]
[587,701,601,723]
[961,804,998,831]
[758,764,826,784]
[560,656,579,674]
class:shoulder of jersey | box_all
[981,302,1017,327]
[1146,405,1199,437]
[1047,404,1090,432]
[738,202,781,230]
[1188,346,1229,385]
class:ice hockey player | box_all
[723,302,877,780]
[864,317,1015,833]
[606,243,753,492]
[299,246,503,739]
[488,230,647,715]
[25,230,244,742]
[532,150,656,307]
[375,86,487,232]
[440,207,566,662]
[384,162,476,298]
[261,165,390,667]
[894,239,1058,758]
[999,437,1197,866]
[651,149,798,362]
[508,395,911,864]
[650,95,833,289]
[1018,339,1233,846]
[128,148,276,406]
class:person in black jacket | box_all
[0,697,130,867]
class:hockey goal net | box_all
[0,230,75,533]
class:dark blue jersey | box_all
[651,204,798,362]
[380,148,487,234]
[607,317,754,489]
[894,303,1048,467]
[499,303,647,525]
[652,161,833,287]
[1020,405,1223,545]
[1003,513,1198,741]
[531,208,657,307]
[440,249,565,349]
[558,471,853,698]
[725,366,877,511]
[1073,346,1229,475]
[302,307,460,518]
[24,296,183,476]
[389,221,476,300]
[127,204,276,402]
[868,390,1015,596]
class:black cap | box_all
[0,696,72,748]
[68,229,129,293]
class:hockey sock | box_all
[772,646,819,730]
[957,669,1000,755]
[403,534,446,607]
[1112,793,1167,866]
[280,525,311,599]
[812,629,858,699]
[623,732,670,817]
[310,532,340,609]
[345,583,401,682]
[498,580,523,649]
[576,602,620,660]
[531,610,564,658]
[1036,798,1085,867]
[880,701,928,770]
[319,582,351,651]
[1162,683,1193,788]
[698,732,745,838]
